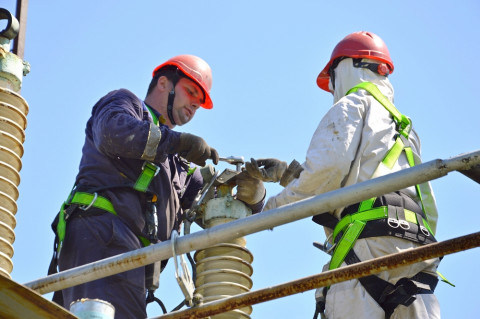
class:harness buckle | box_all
[387,217,400,229]
[399,220,410,230]
[399,115,412,138]
[324,233,336,255]
[420,226,430,237]
[143,161,160,177]
[79,192,98,211]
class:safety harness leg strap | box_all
[344,250,438,319]
[329,220,365,270]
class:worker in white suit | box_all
[246,31,441,319]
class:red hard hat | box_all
[153,55,213,109]
[316,31,394,92]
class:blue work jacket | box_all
[74,89,202,242]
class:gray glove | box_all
[235,171,266,205]
[245,158,287,183]
[245,158,304,187]
[279,159,303,187]
[174,133,219,166]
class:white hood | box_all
[331,58,394,104]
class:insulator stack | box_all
[194,186,254,319]
[0,9,30,278]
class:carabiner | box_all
[80,192,98,211]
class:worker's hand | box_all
[236,171,266,205]
[175,133,219,166]
[245,158,287,183]
[245,158,304,187]
[279,159,304,187]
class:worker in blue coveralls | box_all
[49,55,265,318]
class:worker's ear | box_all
[155,75,170,92]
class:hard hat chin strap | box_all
[329,57,389,91]
[167,89,176,126]
[167,70,181,126]
[352,58,390,76]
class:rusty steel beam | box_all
[0,274,78,319]
[153,231,480,319]
[12,0,29,59]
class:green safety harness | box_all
[329,81,432,271]
[314,82,448,319]
[52,104,165,263]
[54,160,161,257]
[48,153,162,305]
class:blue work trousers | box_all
[59,212,146,319]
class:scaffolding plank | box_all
[0,275,77,319]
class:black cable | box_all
[153,296,167,314]
[171,299,186,312]
[186,252,197,283]
[146,290,167,314]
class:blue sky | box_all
[2,1,479,318]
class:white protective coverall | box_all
[264,59,440,319]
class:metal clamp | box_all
[186,170,219,218]
[171,230,195,307]
[80,192,98,211]
[0,9,20,40]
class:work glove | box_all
[245,158,304,187]
[235,171,266,205]
[174,133,219,167]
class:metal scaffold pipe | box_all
[152,231,480,319]
[24,150,480,295]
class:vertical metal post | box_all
[12,0,29,61]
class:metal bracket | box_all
[171,230,195,307]
[187,170,219,216]
[216,168,240,184]
[0,9,20,40]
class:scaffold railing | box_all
[151,231,480,319]
[23,150,480,316]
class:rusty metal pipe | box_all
[12,0,29,60]
[152,231,480,319]
[24,150,480,294]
